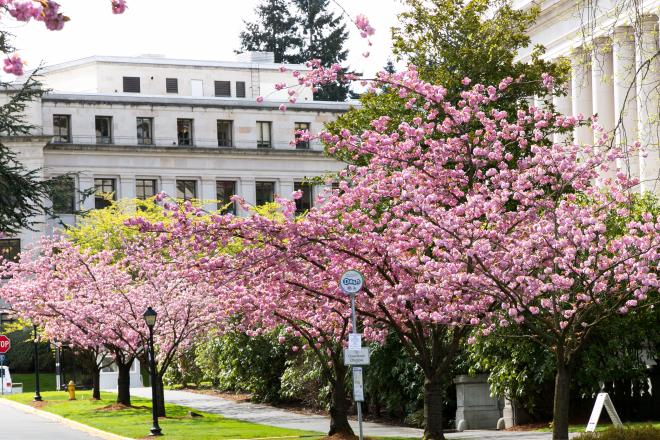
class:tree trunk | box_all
[328,363,354,436]
[552,362,571,440]
[91,367,101,400]
[116,362,132,406]
[423,375,445,440]
[155,373,166,418]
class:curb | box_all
[0,397,133,440]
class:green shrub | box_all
[573,427,660,440]
[3,327,54,373]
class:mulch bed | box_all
[505,422,551,431]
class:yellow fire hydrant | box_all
[67,380,76,400]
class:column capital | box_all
[639,14,659,31]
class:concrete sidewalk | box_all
[128,387,572,439]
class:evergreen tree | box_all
[238,0,351,101]
[291,0,349,101]
[237,0,301,64]
[0,39,69,235]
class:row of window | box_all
[53,115,311,149]
[52,177,314,215]
[123,76,247,98]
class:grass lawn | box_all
[536,421,660,433]
[4,391,323,440]
[10,373,57,393]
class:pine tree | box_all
[291,0,349,101]
[237,0,301,64]
[237,0,351,101]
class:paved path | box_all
[129,387,575,439]
[0,398,109,440]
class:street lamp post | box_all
[33,324,42,402]
[143,307,162,436]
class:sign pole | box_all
[349,293,364,440]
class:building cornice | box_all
[44,143,338,160]
[42,93,356,113]
[0,135,52,143]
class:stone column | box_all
[636,14,660,193]
[119,175,136,200]
[553,80,572,144]
[279,179,295,200]
[591,37,616,181]
[78,172,96,211]
[612,26,639,181]
[571,47,594,145]
[160,177,177,200]
[200,177,217,212]
[239,178,256,216]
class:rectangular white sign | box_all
[348,333,362,350]
[343,348,370,365]
[353,367,364,402]
[586,393,623,432]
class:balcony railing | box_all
[49,135,318,150]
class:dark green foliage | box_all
[573,427,660,440]
[3,326,55,373]
[237,0,301,64]
[280,348,331,408]
[238,0,349,101]
[162,347,204,389]
[194,329,289,403]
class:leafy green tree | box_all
[237,0,301,63]
[327,0,569,161]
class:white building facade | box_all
[517,0,660,194]
[1,53,350,257]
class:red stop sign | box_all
[0,335,10,354]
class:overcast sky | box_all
[6,0,404,79]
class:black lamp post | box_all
[143,307,162,436]
[33,324,42,402]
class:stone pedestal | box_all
[454,374,503,430]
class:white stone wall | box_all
[519,0,660,194]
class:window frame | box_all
[135,178,158,200]
[294,181,314,214]
[94,178,116,209]
[122,76,141,93]
[176,179,197,201]
[217,120,233,148]
[216,180,237,215]
[236,81,246,98]
[52,114,71,143]
[0,239,21,263]
[214,80,231,97]
[136,117,154,145]
[177,118,194,146]
[256,121,272,149]
[166,78,178,94]
[294,122,310,149]
[95,116,113,144]
[51,176,76,214]
[255,181,275,206]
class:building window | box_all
[236,81,246,98]
[123,76,140,93]
[294,122,310,149]
[166,78,178,93]
[53,115,71,143]
[176,180,197,200]
[217,120,233,147]
[136,117,153,145]
[136,179,157,200]
[177,119,193,146]
[294,182,314,214]
[94,178,116,209]
[255,181,275,205]
[214,81,231,97]
[95,116,113,144]
[51,176,76,214]
[256,121,271,148]
[216,181,236,214]
[0,239,21,263]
